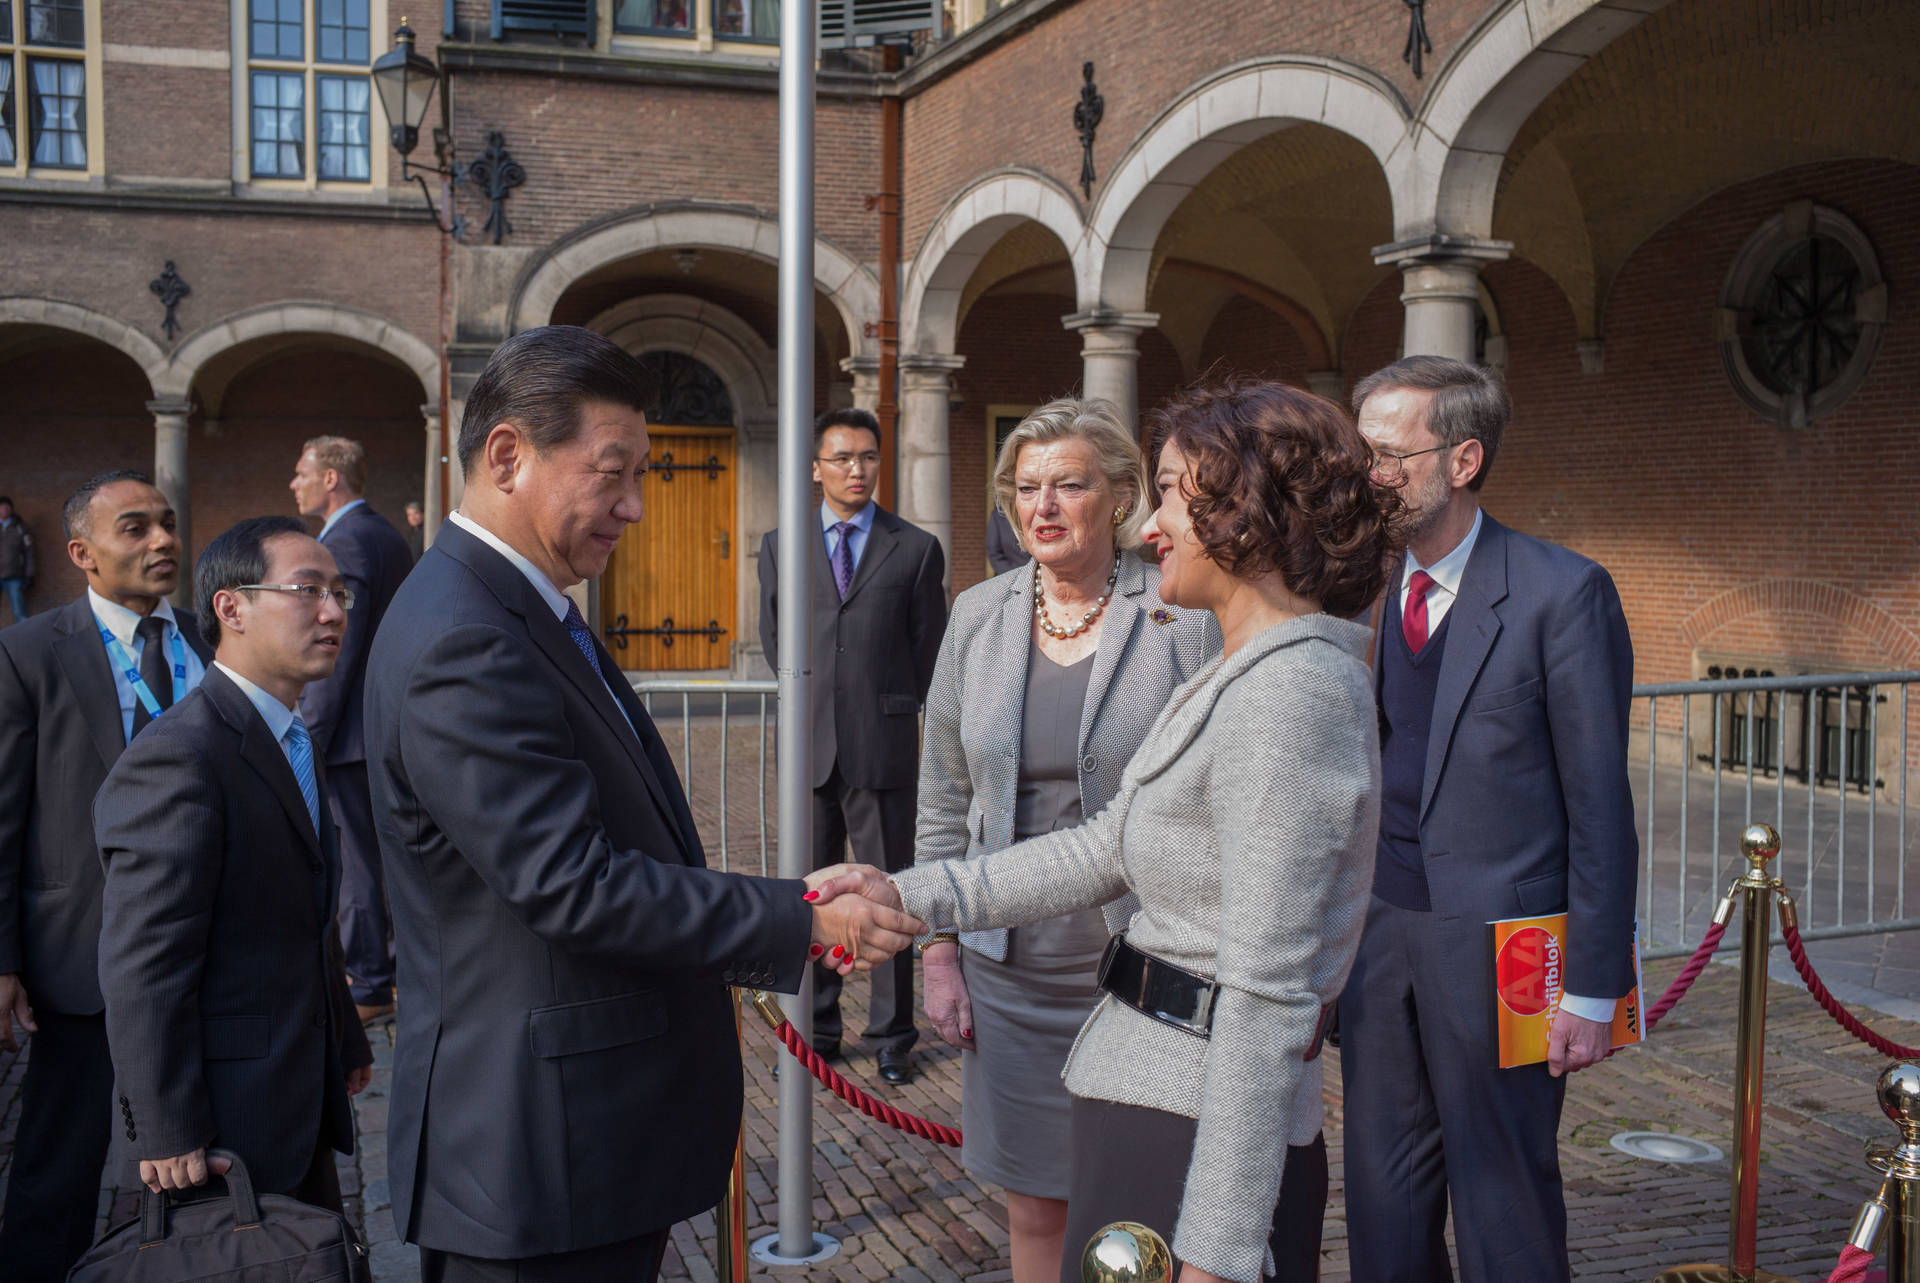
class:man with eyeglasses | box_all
[93,515,373,1213]
[0,470,217,1282]
[757,407,948,1085]
[290,435,414,1026]
[1338,357,1637,1283]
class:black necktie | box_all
[130,616,174,737]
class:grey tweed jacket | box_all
[913,551,1220,959]
[893,612,1380,1283]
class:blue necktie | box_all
[563,600,606,681]
[831,522,856,599]
[284,717,322,837]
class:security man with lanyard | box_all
[0,470,211,1283]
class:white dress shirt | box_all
[1398,509,1616,1024]
[446,510,636,734]
[89,588,208,742]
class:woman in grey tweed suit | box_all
[915,398,1218,1283]
[875,382,1400,1283]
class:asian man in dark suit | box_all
[94,515,373,1208]
[363,326,922,1282]
[756,407,948,1085]
[292,434,415,1023]
[1338,357,1639,1283]
[0,471,212,1283]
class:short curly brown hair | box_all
[1147,380,1402,618]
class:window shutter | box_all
[817,0,937,48]
[492,0,596,41]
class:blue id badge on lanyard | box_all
[100,625,187,720]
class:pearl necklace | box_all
[1035,558,1120,639]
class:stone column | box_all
[1062,310,1159,431]
[421,402,444,547]
[839,354,882,415]
[1371,236,1510,362]
[896,353,965,577]
[148,399,193,605]
[1305,370,1346,403]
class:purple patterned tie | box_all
[831,522,856,600]
[563,600,606,681]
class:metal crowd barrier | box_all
[1634,670,1918,960]
[631,678,777,876]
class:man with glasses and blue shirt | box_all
[0,470,213,1283]
[94,515,372,1212]
[758,407,949,1085]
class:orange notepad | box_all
[1489,912,1643,1068]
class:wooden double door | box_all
[600,424,738,671]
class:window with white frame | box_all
[2,0,97,174]
[243,0,379,184]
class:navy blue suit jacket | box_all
[1379,514,1638,1045]
[364,520,813,1258]
[299,502,413,766]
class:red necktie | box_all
[1403,570,1436,654]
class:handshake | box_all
[804,864,927,976]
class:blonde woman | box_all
[912,398,1219,1281]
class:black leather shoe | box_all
[813,1040,842,1063]
[876,1048,912,1085]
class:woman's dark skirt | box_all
[1058,1097,1328,1283]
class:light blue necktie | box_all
[284,717,322,837]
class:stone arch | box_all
[161,300,437,405]
[584,294,776,426]
[510,203,881,358]
[1419,0,1676,241]
[901,169,1089,355]
[0,297,168,394]
[1680,579,1920,670]
[1086,57,1414,314]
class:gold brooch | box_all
[1150,608,1174,626]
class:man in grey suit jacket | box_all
[292,435,415,1023]
[0,471,212,1283]
[1338,357,1638,1282]
[757,408,948,1083]
[94,515,372,1208]
[365,327,917,1281]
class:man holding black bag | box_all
[94,516,372,1213]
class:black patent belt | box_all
[1097,932,1336,1060]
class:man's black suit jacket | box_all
[94,667,371,1194]
[364,520,814,1259]
[299,503,413,766]
[756,506,948,791]
[0,594,213,1015]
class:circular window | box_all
[1718,201,1886,428]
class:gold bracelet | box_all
[915,932,960,957]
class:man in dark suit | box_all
[756,408,948,1085]
[1338,357,1638,1283]
[291,435,414,1023]
[0,470,212,1282]
[404,501,426,562]
[364,326,920,1282]
[94,515,374,1206]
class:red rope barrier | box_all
[1782,919,1920,1060]
[1643,921,1730,1035]
[1824,1243,1876,1283]
[771,1020,963,1148]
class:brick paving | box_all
[5,712,1917,1280]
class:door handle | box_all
[716,530,731,560]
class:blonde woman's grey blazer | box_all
[912,551,1219,959]
[894,614,1381,1283]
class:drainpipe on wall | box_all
[871,46,903,509]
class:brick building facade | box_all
[1,0,1914,778]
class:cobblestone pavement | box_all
[5,951,1912,1282]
